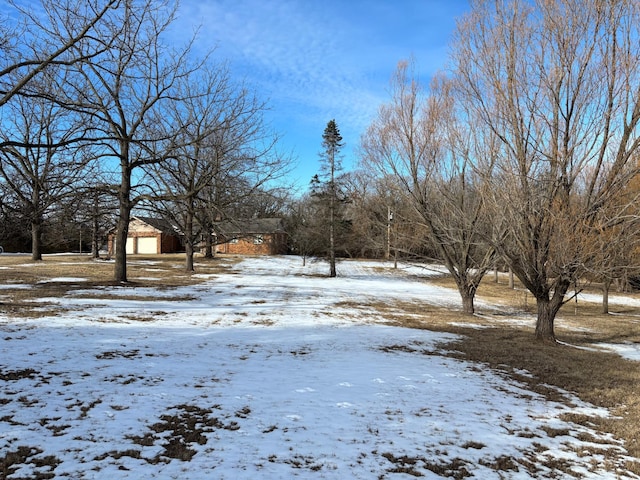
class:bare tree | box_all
[586,181,640,313]
[361,60,495,315]
[142,64,232,272]
[0,87,89,260]
[454,0,640,341]
[191,104,291,261]
[0,182,33,252]
[0,0,119,109]
[145,60,291,271]
[71,172,118,259]
[55,0,200,282]
[331,170,420,262]
[285,194,324,265]
[338,171,388,259]
[0,0,122,261]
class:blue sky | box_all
[173,0,471,192]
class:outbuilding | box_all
[214,218,288,255]
[107,216,182,255]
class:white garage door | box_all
[125,237,134,254]
[137,236,158,254]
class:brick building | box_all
[214,218,288,255]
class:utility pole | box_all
[386,206,392,260]
[387,207,397,268]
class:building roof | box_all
[134,216,181,235]
[214,218,286,236]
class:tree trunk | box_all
[458,284,476,315]
[91,193,100,259]
[602,278,610,314]
[185,242,194,272]
[203,226,214,258]
[535,300,556,343]
[91,216,100,259]
[184,212,194,273]
[114,208,130,282]
[329,247,336,276]
[114,156,132,283]
[31,219,42,261]
[461,292,475,315]
[534,293,564,343]
[329,194,336,277]
[386,206,391,260]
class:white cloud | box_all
[172,0,469,182]
[176,0,385,130]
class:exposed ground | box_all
[1,254,639,479]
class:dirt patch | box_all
[381,452,471,478]
[267,454,324,471]
[0,368,38,381]
[96,349,140,360]
[0,446,60,479]
[120,404,246,464]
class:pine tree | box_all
[317,119,344,277]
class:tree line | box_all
[295,0,640,343]
[0,0,290,279]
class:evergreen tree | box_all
[315,119,344,277]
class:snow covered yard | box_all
[0,256,638,479]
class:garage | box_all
[136,236,158,254]
[108,216,183,256]
[123,236,159,254]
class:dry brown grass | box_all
[338,271,640,469]
[0,253,236,317]
[0,253,230,284]
[375,276,640,472]
[448,326,640,474]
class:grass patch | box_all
[372,276,640,473]
[0,254,235,318]
[132,404,242,463]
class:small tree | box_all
[360,61,495,315]
[71,180,117,258]
[338,171,389,259]
[285,194,324,265]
